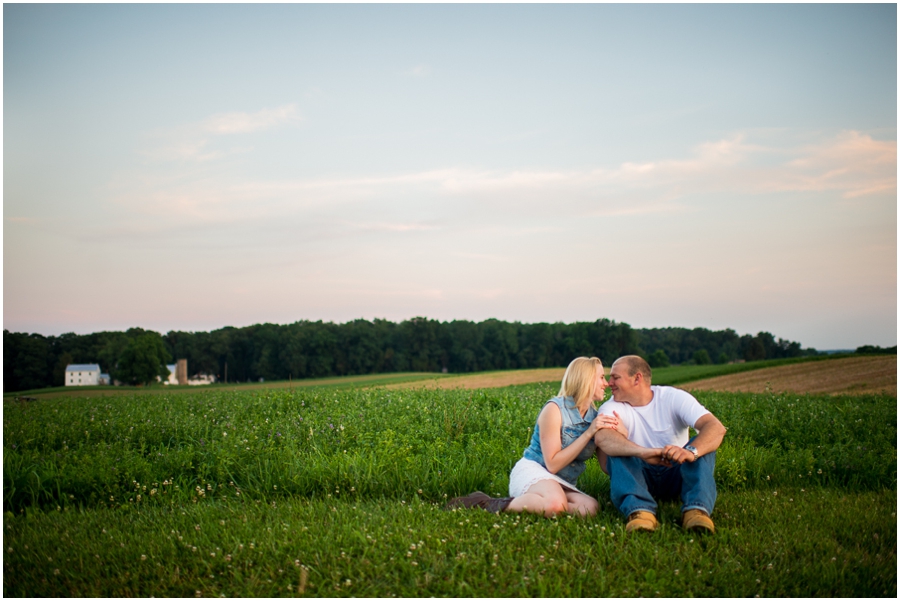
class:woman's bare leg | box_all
[565,490,599,517]
[506,480,569,517]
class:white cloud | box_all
[452,252,508,262]
[352,222,438,232]
[119,130,895,230]
[781,131,896,198]
[404,64,431,77]
[141,137,227,163]
[140,104,301,163]
[203,104,301,135]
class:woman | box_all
[447,356,624,517]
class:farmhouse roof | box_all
[65,364,101,372]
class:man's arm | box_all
[539,404,622,474]
[689,413,726,455]
[660,412,727,464]
[594,429,665,464]
[594,408,631,474]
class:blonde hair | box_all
[559,356,603,409]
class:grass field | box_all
[4,353,860,402]
[3,372,454,400]
[3,378,896,597]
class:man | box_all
[595,355,726,533]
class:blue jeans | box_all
[608,445,717,517]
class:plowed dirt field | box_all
[684,355,896,395]
[385,356,896,395]
[383,367,566,390]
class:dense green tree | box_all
[52,352,75,387]
[113,333,172,386]
[693,349,712,365]
[647,349,671,368]
[856,345,897,354]
[3,331,54,392]
[744,337,766,361]
[3,319,819,392]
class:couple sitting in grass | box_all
[448,355,727,534]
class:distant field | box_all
[382,367,567,390]
[5,353,877,401]
[382,355,857,393]
[684,355,896,396]
[3,372,453,401]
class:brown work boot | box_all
[445,491,512,513]
[682,509,715,533]
[625,510,658,533]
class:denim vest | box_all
[522,396,598,487]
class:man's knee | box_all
[609,454,643,466]
[608,454,646,477]
[685,450,717,472]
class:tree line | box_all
[4,318,820,392]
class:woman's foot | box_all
[445,491,512,513]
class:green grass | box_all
[4,353,849,401]
[3,382,896,597]
[2,372,453,400]
[5,488,894,597]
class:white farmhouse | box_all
[65,364,101,386]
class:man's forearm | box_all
[690,415,727,457]
[595,429,654,459]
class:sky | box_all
[3,3,897,350]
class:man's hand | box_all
[660,444,695,465]
[639,447,668,466]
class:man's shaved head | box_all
[613,355,652,383]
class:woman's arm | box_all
[538,404,619,474]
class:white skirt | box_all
[508,457,586,498]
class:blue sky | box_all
[4,4,897,349]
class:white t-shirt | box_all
[597,385,709,449]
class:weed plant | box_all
[3,384,896,596]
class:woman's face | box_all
[591,363,608,401]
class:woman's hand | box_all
[612,410,629,438]
[589,413,620,436]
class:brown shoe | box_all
[445,491,512,513]
[682,509,715,533]
[625,510,658,533]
